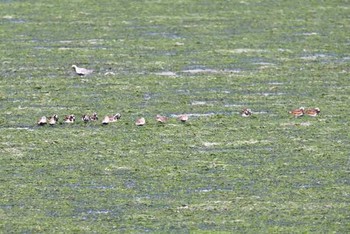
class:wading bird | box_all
[37,116,47,126]
[156,114,168,123]
[177,114,189,122]
[135,117,146,126]
[240,108,252,117]
[102,113,121,125]
[72,65,93,76]
[289,107,304,118]
[64,114,75,123]
[48,115,59,125]
[305,108,320,117]
[82,113,98,122]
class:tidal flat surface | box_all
[1,0,349,232]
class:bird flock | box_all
[37,113,190,126]
[36,107,320,127]
[42,65,319,127]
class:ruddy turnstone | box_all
[82,112,98,122]
[71,65,93,76]
[135,117,146,126]
[48,115,59,125]
[82,114,90,123]
[305,108,320,117]
[90,112,98,121]
[64,114,75,123]
[240,108,252,117]
[289,107,304,118]
[37,116,47,126]
[156,114,168,123]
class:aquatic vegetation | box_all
[0,0,349,233]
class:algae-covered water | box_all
[1,0,349,232]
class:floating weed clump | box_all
[1,0,349,233]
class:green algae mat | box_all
[1,0,349,232]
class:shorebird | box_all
[240,108,252,117]
[305,108,320,117]
[177,114,188,122]
[82,113,98,122]
[82,114,90,123]
[37,116,47,126]
[135,117,146,126]
[102,113,121,125]
[71,65,93,76]
[90,112,98,121]
[48,115,59,125]
[289,107,304,118]
[64,114,75,123]
[156,114,168,123]
[102,116,110,125]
